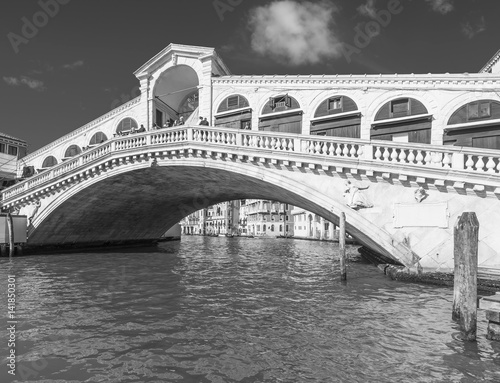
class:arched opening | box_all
[116,118,138,135]
[215,94,251,129]
[445,100,500,149]
[259,94,302,134]
[89,132,108,146]
[64,145,81,159]
[311,95,361,138]
[42,155,58,168]
[153,65,199,126]
[371,97,431,144]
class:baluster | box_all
[475,156,485,172]
[244,134,249,147]
[287,139,294,151]
[442,153,451,168]
[321,141,327,155]
[382,147,390,161]
[423,151,432,165]
[398,149,407,163]
[407,150,415,164]
[390,148,398,162]
[356,145,363,158]
[315,141,322,154]
[349,144,357,157]
[486,157,496,173]
[335,144,342,157]
[374,146,382,160]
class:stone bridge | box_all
[2,126,500,273]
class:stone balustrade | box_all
[3,125,500,204]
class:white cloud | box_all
[248,0,342,66]
[357,0,377,19]
[462,16,486,39]
[3,75,46,91]
[425,0,454,14]
[63,60,84,70]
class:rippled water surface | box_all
[1,236,500,382]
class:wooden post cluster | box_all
[339,212,346,282]
[452,212,479,341]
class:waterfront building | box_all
[204,200,240,235]
[244,199,292,237]
[291,207,337,241]
[0,132,27,191]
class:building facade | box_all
[0,132,28,191]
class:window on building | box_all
[7,146,17,156]
[116,117,138,134]
[89,132,108,145]
[42,156,58,168]
[270,95,291,110]
[64,145,81,158]
[0,143,5,153]
[468,101,491,120]
[328,97,342,111]
[271,225,274,232]
[391,98,410,117]
[227,95,239,108]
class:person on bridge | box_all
[137,124,146,133]
[179,115,185,125]
[200,117,209,126]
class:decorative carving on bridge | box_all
[343,181,373,209]
[414,187,428,203]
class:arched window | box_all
[215,94,251,129]
[89,132,108,145]
[116,118,138,134]
[445,100,500,149]
[311,95,360,138]
[259,95,302,133]
[64,145,81,158]
[42,156,57,168]
[371,98,431,144]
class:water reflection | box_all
[0,236,499,382]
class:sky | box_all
[1,0,499,153]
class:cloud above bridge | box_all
[3,75,46,91]
[248,0,342,66]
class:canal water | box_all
[1,236,499,382]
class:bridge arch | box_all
[152,64,200,123]
[23,155,415,266]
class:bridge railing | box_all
[3,125,500,201]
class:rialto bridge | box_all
[3,44,500,273]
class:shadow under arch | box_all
[27,158,413,266]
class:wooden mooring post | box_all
[339,212,346,282]
[452,212,479,341]
[6,212,15,258]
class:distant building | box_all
[205,201,240,235]
[291,207,337,241]
[0,132,28,190]
[244,199,292,237]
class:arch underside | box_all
[27,165,406,264]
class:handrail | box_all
[3,125,500,202]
